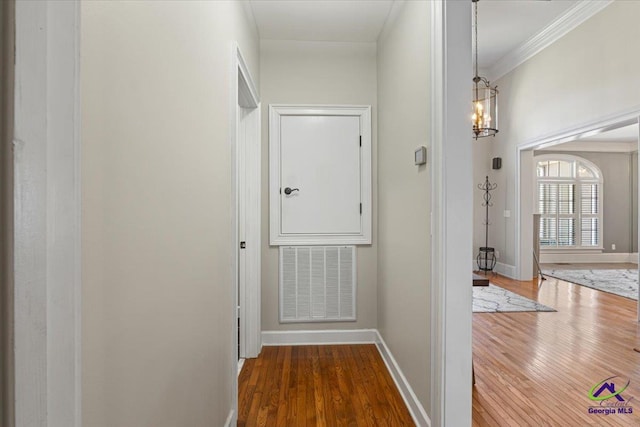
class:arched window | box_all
[536,155,603,249]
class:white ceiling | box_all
[249,0,583,69]
[249,0,394,42]
[579,124,639,143]
[540,124,639,153]
[476,0,579,69]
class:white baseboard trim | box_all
[495,262,517,279]
[237,358,245,377]
[540,252,639,264]
[374,332,431,427]
[261,329,378,346]
[471,260,517,280]
[224,410,235,427]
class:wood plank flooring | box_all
[473,273,640,426]
[238,344,415,427]
[240,270,640,426]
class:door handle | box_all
[283,187,299,195]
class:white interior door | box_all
[280,115,361,235]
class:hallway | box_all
[238,345,414,426]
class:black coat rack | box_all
[477,176,497,274]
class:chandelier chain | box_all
[474,0,478,79]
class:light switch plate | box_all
[415,146,427,165]
[504,210,511,218]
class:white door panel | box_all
[280,115,361,235]
[269,105,372,245]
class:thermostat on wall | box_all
[415,146,427,165]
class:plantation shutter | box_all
[557,184,575,246]
[538,183,558,246]
[580,183,599,246]
[536,157,602,249]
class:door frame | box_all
[11,1,82,426]
[230,41,260,425]
[514,106,640,320]
[429,1,473,426]
[1,0,14,425]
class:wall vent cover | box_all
[280,246,356,322]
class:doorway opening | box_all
[515,111,640,319]
[231,43,261,421]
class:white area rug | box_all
[473,284,556,313]
[542,269,638,300]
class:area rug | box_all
[473,284,556,313]
[542,269,638,300]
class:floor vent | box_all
[280,246,356,322]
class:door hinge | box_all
[240,241,246,249]
[359,135,362,147]
[359,203,362,215]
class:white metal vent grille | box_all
[280,246,356,322]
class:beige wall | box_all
[473,140,492,260]
[479,1,640,268]
[376,0,431,412]
[81,1,258,426]
[260,40,378,331]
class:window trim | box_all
[535,154,604,251]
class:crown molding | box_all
[535,140,638,153]
[377,0,405,43]
[488,0,613,82]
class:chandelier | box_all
[472,0,498,139]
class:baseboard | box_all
[471,260,517,280]
[495,262,517,279]
[374,332,431,427]
[261,329,378,346]
[540,252,638,264]
[237,358,245,377]
[224,410,235,427]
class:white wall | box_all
[481,1,640,273]
[81,1,258,425]
[377,0,431,412]
[260,40,378,331]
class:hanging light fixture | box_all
[472,0,498,139]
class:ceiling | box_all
[249,0,394,42]
[249,0,582,69]
[540,124,639,153]
[476,0,579,69]
[579,124,639,143]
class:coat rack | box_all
[477,176,497,274]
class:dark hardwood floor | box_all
[239,271,640,426]
[473,273,640,426]
[238,344,415,427]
